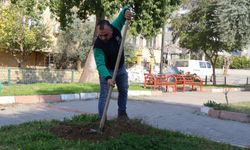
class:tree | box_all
[0,5,51,67]
[10,0,49,18]
[49,0,120,30]
[172,0,229,85]
[214,0,250,50]
[172,0,250,84]
[124,41,137,67]
[54,15,94,70]
[49,0,175,37]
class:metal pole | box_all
[224,76,227,85]
[205,75,207,85]
[71,70,74,83]
[8,68,11,85]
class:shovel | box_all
[99,20,130,132]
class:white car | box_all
[174,59,213,80]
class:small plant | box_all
[204,100,229,110]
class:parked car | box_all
[173,59,213,80]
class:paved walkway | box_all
[1,91,250,148]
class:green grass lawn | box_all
[0,114,243,150]
[202,84,246,88]
[226,102,250,115]
[0,83,146,96]
[204,100,250,115]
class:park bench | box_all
[144,73,202,92]
[144,73,156,89]
[177,74,202,91]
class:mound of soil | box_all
[51,119,150,142]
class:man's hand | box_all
[124,9,132,20]
[107,79,115,87]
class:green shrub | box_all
[215,56,250,69]
[230,56,250,69]
[215,56,224,68]
[204,100,229,110]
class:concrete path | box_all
[1,91,250,148]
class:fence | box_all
[0,67,249,86]
[0,67,82,85]
[202,69,250,85]
[203,75,250,85]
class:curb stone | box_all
[60,94,80,101]
[80,92,98,100]
[200,106,250,123]
[202,87,247,92]
[0,96,15,104]
[0,90,160,104]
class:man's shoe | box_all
[118,111,129,121]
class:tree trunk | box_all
[212,65,216,85]
[78,7,105,83]
[78,47,99,83]
[76,58,81,71]
[211,55,218,85]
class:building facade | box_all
[0,0,58,67]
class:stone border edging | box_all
[0,90,161,105]
[202,88,247,92]
[200,106,250,123]
[0,96,15,104]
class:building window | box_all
[45,54,54,66]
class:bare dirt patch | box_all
[51,119,151,142]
